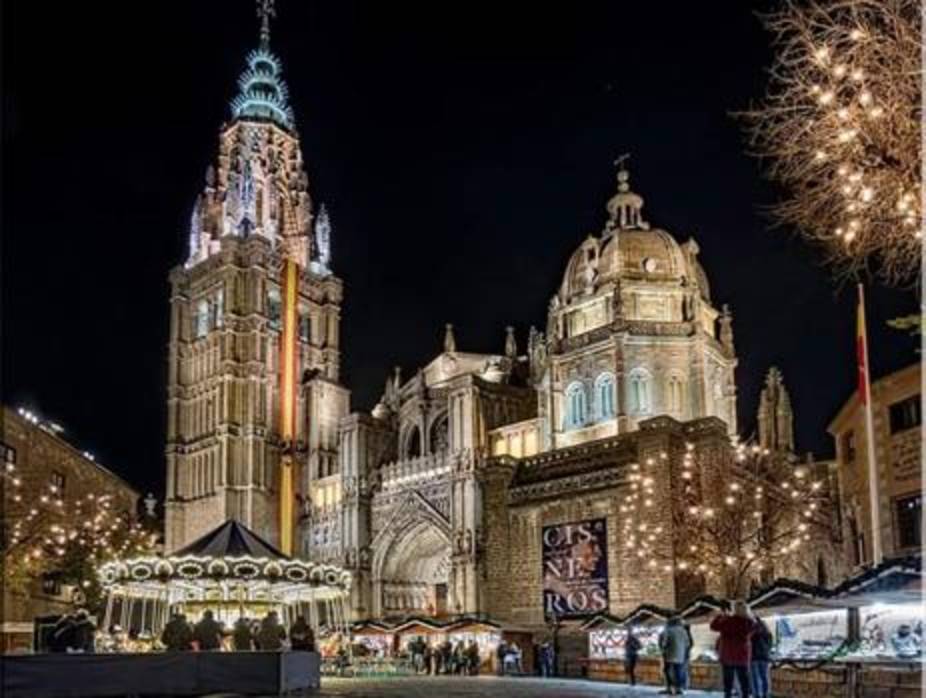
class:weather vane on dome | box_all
[257,0,276,48]
[613,153,631,192]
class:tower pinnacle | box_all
[258,0,276,49]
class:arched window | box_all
[595,373,616,421]
[195,300,210,339]
[628,369,651,414]
[298,304,311,343]
[267,288,282,329]
[667,374,685,416]
[405,425,422,459]
[564,381,588,430]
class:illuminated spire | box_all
[605,153,649,232]
[230,0,295,129]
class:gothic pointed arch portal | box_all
[371,496,452,618]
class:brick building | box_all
[828,363,922,568]
[1,405,139,652]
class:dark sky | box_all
[2,1,916,497]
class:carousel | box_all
[97,520,352,652]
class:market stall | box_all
[582,605,672,684]
[445,618,503,673]
[97,520,352,650]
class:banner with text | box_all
[542,518,608,619]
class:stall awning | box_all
[829,555,923,607]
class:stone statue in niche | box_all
[432,419,449,453]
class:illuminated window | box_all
[195,300,210,338]
[213,289,224,328]
[1,442,15,465]
[895,494,922,549]
[564,381,588,429]
[628,369,651,414]
[50,470,66,494]
[299,307,311,343]
[889,395,921,434]
[267,288,282,329]
[595,373,616,420]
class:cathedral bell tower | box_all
[165,0,349,554]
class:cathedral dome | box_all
[558,166,711,302]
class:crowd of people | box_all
[406,637,482,675]
[643,601,772,698]
[160,610,316,653]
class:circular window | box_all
[642,257,658,273]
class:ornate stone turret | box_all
[444,323,457,354]
[605,156,649,233]
[757,367,794,453]
[504,326,517,359]
[719,304,735,354]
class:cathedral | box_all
[164,2,834,627]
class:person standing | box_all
[659,617,691,695]
[290,616,315,652]
[233,616,254,650]
[710,601,756,698]
[496,640,508,676]
[624,627,642,686]
[161,612,194,651]
[193,610,223,651]
[750,617,773,698]
[256,611,286,651]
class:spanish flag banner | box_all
[856,284,869,405]
[856,282,882,564]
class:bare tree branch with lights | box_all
[1,461,158,613]
[622,441,833,599]
[741,0,922,287]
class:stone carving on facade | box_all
[719,304,735,354]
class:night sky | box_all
[2,1,916,498]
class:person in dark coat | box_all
[749,617,773,698]
[256,611,286,651]
[290,616,315,651]
[49,613,76,653]
[161,612,193,651]
[232,616,254,651]
[624,627,642,686]
[466,640,480,675]
[495,640,507,676]
[710,602,756,698]
[70,609,96,652]
[193,610,223,651]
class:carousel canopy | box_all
[174,519,288,559]
[99,519,351,592]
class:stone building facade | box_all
[1,406,140,651]
[166,4,839,629]
[828,363,922,568]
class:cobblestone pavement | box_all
[312,676,724,697]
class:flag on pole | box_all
[856,283,882,565]
[856,286,869,405]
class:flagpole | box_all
[857,283,882,565]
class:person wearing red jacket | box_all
[710,601,756,698]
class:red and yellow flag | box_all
[856,283,869,405]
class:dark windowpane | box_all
[889,395,921,434]
[895,494,922,549]
[842,431,856,462]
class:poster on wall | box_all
[542,518,608,619]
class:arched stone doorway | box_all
[372,518,451,618]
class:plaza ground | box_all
[308,676,724,697]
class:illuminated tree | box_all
[621,441,832,599]
[1,461,157,614]
[741,0,921,287]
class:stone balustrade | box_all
[379,453,450,491]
